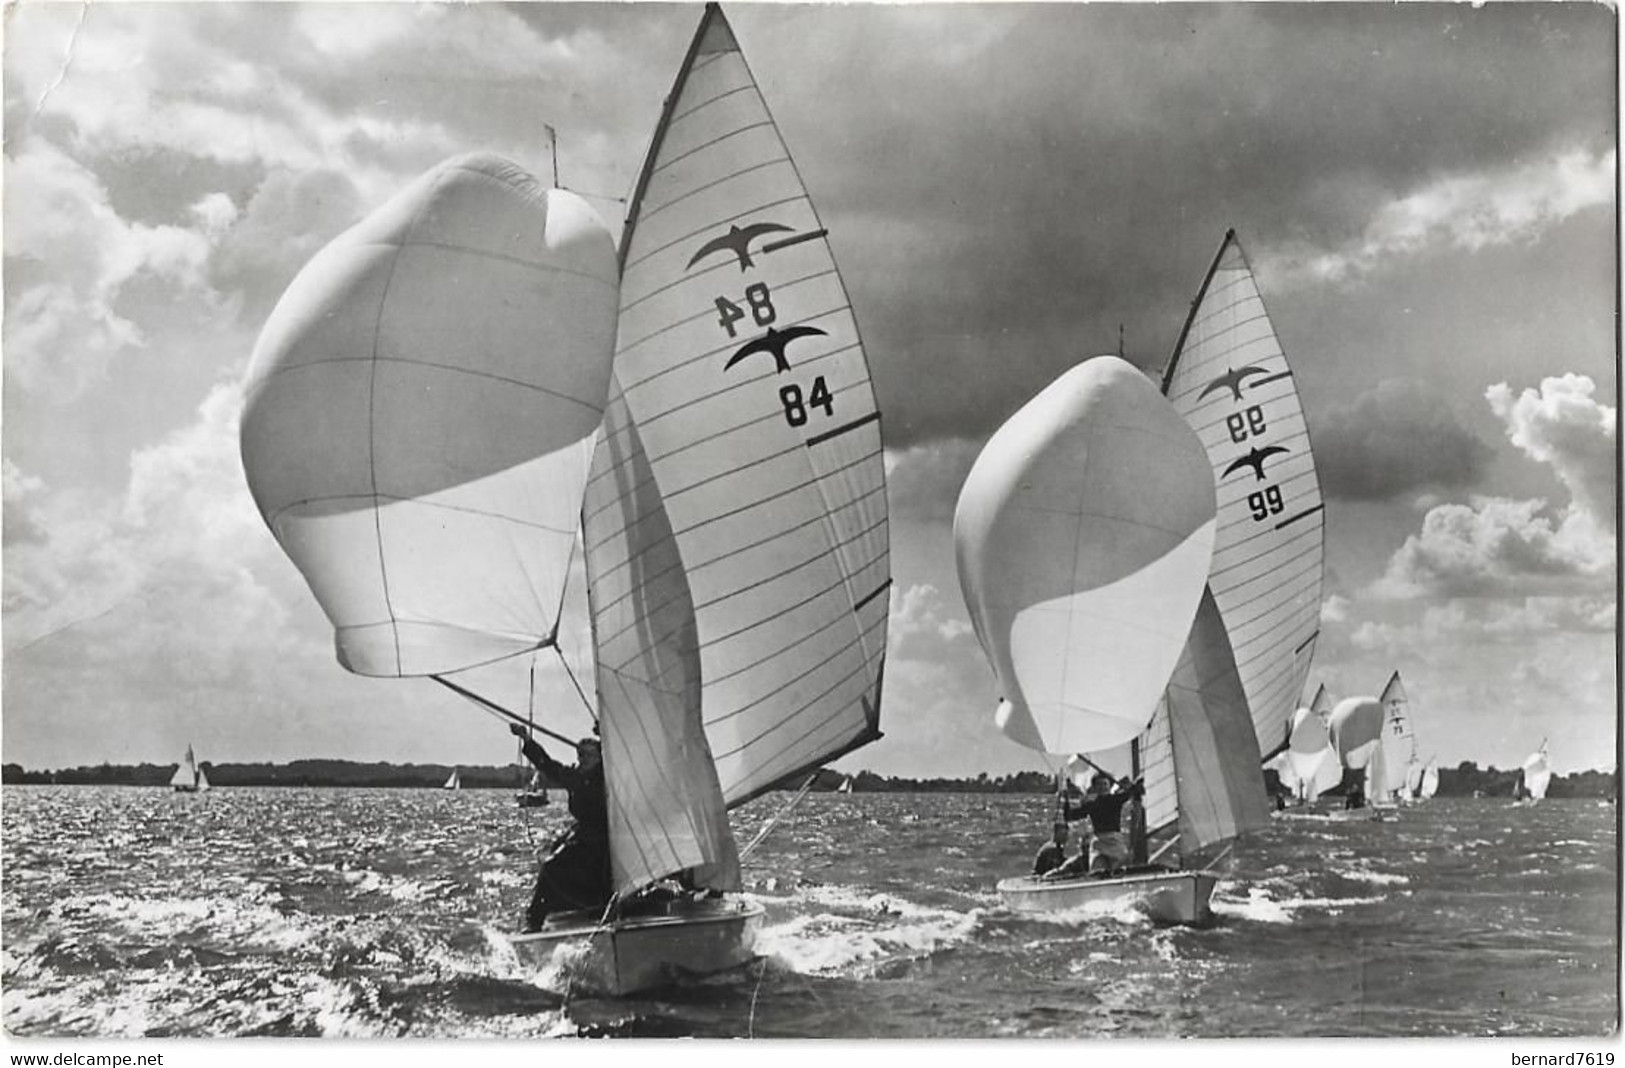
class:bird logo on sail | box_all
[1199,365,1274,403]
[724,325,828,374]
[688,222,796,272]
[1222,445,1291,482]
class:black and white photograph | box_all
[2,0,1617,1047]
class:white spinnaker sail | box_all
[241,154,618,678]
[614,5,889,807]
[955,356,1218,754]
[584,379,740,894]
[1523,745,1552,800]
[1286,705,1341,799]
[1328,696,1383,772]
[1161,231,1325,758]
[1377,671,1417,797]
[1136,589,1269,859]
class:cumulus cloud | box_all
[1370,495,1613,599]
[3,383,298,670]
[1261,147,1616,288]
[1486,373,1616,531]
[1350,597,1615,654]
[888,583,975,662]
[1315,379,1493,501]
[1369,373,1615,599]
[3,139,221,398]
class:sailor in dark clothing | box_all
[1063,773,1144,874]
[1344,779,1367,810]
[510,723,610,932]
[1033,821,1070,876]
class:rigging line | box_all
[1148,837,1180,866]
[738,772,819,861]
[1200,842,1236,873]
[431,674,579,748]
[553,645,598,724]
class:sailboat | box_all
[170,745,211,794]
[1325,694,1395,821]
[442,770,462,791]
[956,355,1260,924]
[245,5,884,994]
[837,777,854,794]
[1515,742,1551,805]
[515,769,550,809]
[1418,758,1440,800]
[1278,698,1341,808]
[1157,230,1327,765]
[508,3,889,992]
[1378,671,1419,804]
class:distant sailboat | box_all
[1516,742,1552,804]
[837,777,854,795]
[515,769,550,809]
[170,745,211,794]
[956,355,1262,924]
[1283,701,1341,804]
[442,769,461,791]
[1326,695,1390,820]
[1378,671,1419,803]
[1419,758,1440,800]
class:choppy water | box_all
[2,787,1616,1038]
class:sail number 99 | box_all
[780,375,834,427]
[1248,485,1284,521]
[716,283,776,338]
[1227,406,1267,443]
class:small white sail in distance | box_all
[169,745,209,791]
[1522,743,1552,801]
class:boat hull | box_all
[509,896,764,996]
[996,868,1218,925]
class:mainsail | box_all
[610,3,890,810]
[1160,231,1325,759]
[1378,671,1418,799]
[955,356,1218,755]
[240,153,619,678]
[1522,743,1552,801]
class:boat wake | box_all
[1210,886,1392,925]
[752,884,984,977]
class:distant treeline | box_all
[2,759,1616,798]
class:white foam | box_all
[755,903,984,975]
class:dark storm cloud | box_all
[1315,379,1493,501]
[735,3,1615,446]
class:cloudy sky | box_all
[3,2,1616,780]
